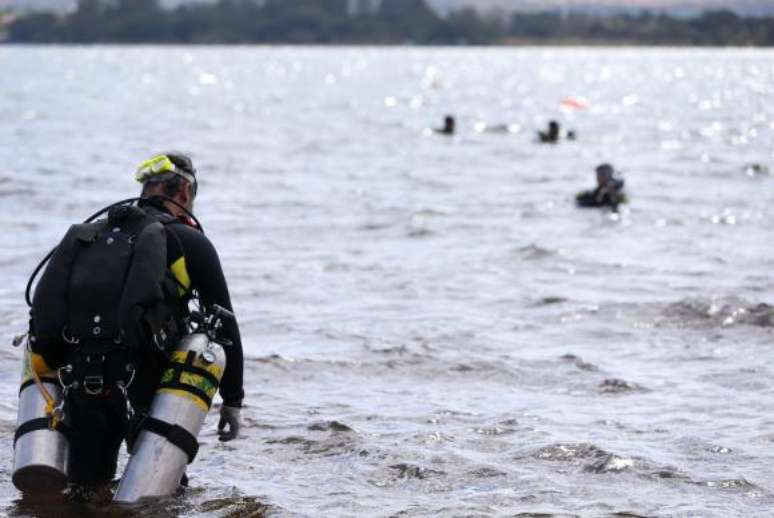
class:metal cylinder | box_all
[114,334,225,503]
[12,353,69,493]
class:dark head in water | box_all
[576,163,627,211]
[538,120,561,143]
[596,163,616,187]
[435,115,456,136]
[136,152,198,216]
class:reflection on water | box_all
[0,46,773,516]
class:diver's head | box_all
[595,163,616,186]
[136,152,198,214]
[548,120,560,137]
[444,115,455,132]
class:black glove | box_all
[217,405,241,442]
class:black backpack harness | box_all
[28,198,202,412]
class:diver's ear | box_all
[177,182,194,210]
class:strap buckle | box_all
[83,375,104,395]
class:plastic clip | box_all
[116,380,134,420]
[50,400,66,429]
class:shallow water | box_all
[1,45,774,516]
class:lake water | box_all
[0,45,773,517]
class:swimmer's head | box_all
[596,163,616,186]
[548,120,560,138]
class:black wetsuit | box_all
[134,200,244,408]
[60,201,244,485]
[576,182,627,211]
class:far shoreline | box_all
[1,41,773,49]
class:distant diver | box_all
[435,115,456,136]
[576,163,627,211]
[538,120,576,143]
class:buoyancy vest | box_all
[30,204,181,368]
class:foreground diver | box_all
[21,153,244,499]
[576,163,628,211]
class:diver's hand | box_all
[217,405,241,442]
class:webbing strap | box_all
[184,365,220,389]
[14,417,72,446]
[141,416,199,463]
[157,380,213,409]
[157,351,217,409]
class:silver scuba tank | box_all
[114,333,226,503]
[12,350,69,493]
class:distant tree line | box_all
[6,0,774,46]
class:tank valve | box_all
[200,349,216,365]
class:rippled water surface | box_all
[1,46,774,517]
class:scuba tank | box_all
[114,305,231,503]
[12,348,70,493]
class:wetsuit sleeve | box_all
[175,226,245,406]
[576,189,601,208]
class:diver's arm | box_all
[576,190,601,208]
[176,226,245,406]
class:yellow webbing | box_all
[170,256,191,296]
[25,351,60,429]
[157,350,224,412]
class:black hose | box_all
[24,247,56,308]
[24,195,204,307]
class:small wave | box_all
[472,426,517,436]
[365,344,409,355]
[584,453,635,474]
[267,420,358,457]
[0,188,36,198]
[742,163,769,177]
[532,296,568,307]
[466,466,507,478]
[370,462,448,490]
[413,208,450,217]
[307,420,355,433]
[358,222,393,231]
[660,297,774,328]
[7,488,273,518]
[514,244,558,261]
[198,496,270,517]
[266,434,358,456]
[533,442,608,462]
[389,463,446,480]
[560,354,599,372]
[698,478,764,493]
[598,378,647,394]
[708,445,732,454]
[531,443,635,474]
[406,228,434,239]
[649,468,687,480]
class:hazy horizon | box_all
[3,0,774,16]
